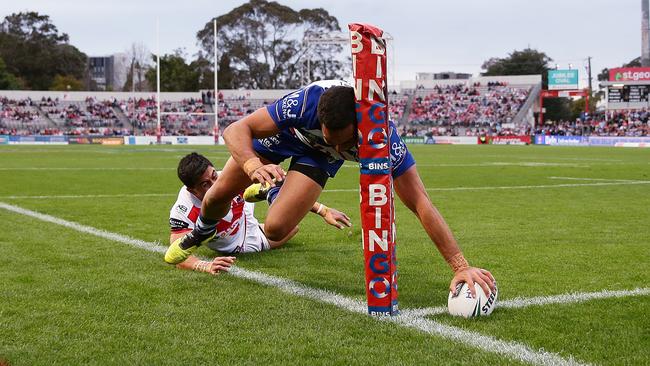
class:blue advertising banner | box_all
[7,135,68,144]
[535,135,589,146]
[588,136,650,146]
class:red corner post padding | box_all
[349,23,398,316]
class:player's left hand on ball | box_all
[250,164,285,187]
[322,208,352,229]
[208,256,236,275]
[450,267,495,298]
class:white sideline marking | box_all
[0,201,588,366]
[548,176,647,183]
[402,288,650,318]
[0,193,175,199]
[4,180,650,200]
[322,180,650,193]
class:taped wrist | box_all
[192,260,211,273]
[447,252,469,273]
[316,203,329,216]
[242,158,264,178]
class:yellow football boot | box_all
[164,230,216,264]
[243,183,271,203]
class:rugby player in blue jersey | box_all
[165,80,495,297]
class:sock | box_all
[195,214,218,235]
[267,186,281,205]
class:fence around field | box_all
[2,134,650,147]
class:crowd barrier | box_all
[401,136,478,145]
[489,135,531,145]
[1,134,648,147]
[122,136,218,145]
[0,135,68,145]
[0,135,221,145]
[535,135,650,147]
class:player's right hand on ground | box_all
[206,256,236,275]
[249,164,285,187]
[322,207,352,229]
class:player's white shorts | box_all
[241,220,271,253]
[206,215,270,254]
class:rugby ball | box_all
[447,281,498,318]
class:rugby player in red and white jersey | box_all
[169,152,351,275]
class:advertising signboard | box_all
[608,67,650,82]
[548,70,579,90]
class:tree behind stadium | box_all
[0,12,86,90]
[196,0,346,89]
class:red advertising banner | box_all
[489,135,531,145]
[350,23,398,316]
[609,67,650,82]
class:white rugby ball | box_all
[447,281,498,318]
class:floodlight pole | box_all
[156,18,161,144]
[214,18,219,144]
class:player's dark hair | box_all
[317,86,356,130]
[177,152,212,188]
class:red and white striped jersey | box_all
[169,186,258,253]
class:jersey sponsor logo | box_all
[176,205,188,214]
[215,196,245,237]
[169,217,190,231]
[259,135,282,149]
[281,91,302,120]
[391,140,406,166]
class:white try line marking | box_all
[402,288,650,317]
[0,193,176,199]
[0,201,589,366]
[548,176,648,183]
[322,180,650,193]
[479,155,624,162]
[4,179,650,200]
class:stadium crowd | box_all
[1,92,649,138]
[536,110,650,136]
[405,84,529,136]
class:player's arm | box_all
[310,201,352,229]
[223,108,285,186]
[393,166,495,297]
[169,231,236,275]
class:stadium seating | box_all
[403,83,531,136]
[536,110,650,137]
[0,90,647,137]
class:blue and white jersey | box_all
[256,80,415,178]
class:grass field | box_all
[0,144,648,365]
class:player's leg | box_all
[201,156,252,219]
[262,162,328,241]
[165,157,255,264]
[259,223,299,249]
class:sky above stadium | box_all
[2,0,641,87]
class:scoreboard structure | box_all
[603,67,650,110]
[607,84,650,104]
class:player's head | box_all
[317,85,357,153]
[177,152,217,200]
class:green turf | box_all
[0,144,649,365]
